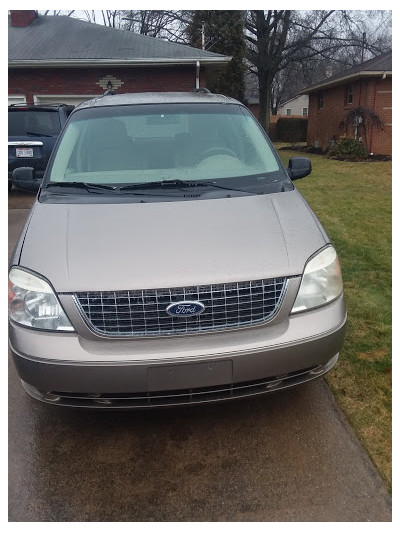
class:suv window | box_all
[8,109,62,136]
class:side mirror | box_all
[287,157,312,180]
[12,167,41,192]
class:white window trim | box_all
[8,94,26,105]
[33,94,98,105]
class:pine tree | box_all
[186,11,246,103]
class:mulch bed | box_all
[278,144,391,162]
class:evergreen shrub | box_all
[329,138,367,159]
[275,117,307,142]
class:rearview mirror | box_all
[287,157,312,180]
[12,167,41,192]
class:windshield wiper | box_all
[120,179,258,194]
[44,181,180,197]
[120,179,205,190]
[45,182,117,193]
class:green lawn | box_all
[277,146,392,490]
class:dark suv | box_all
[8,103,74,191]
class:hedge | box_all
[275,117,308,142]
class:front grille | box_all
[74,278,287,337]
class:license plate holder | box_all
[16,148,34,158]
[148,360,233,391]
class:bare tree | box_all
[42,10,75,17]
[245,10,392,130]
[120,10,190,42]
[101,10,120,28]
[245,10,341,131]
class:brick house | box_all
[8,11,231,106]
[301,51,392,155]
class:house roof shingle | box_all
[301,50,392,94]
[8,15,230,66]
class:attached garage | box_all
[8,95,26,105]
[9,12,230,105]
[33,95,97,106]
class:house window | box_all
[302,107,308,116]
[318,92,324,109]
[286,108,291,116]
[347,84,353,104]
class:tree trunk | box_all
[257,70,271,132]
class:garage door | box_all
[8,95,26,105]
[33,95,97,106]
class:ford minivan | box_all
[9,91,346,408]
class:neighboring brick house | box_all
[246,96,260,119]
[8,11,231,106]
[301,51,392,155]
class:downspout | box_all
[355,79,363,141]
[369,78,379,155]
[196,61,200,90]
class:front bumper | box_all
[9,294,346,408]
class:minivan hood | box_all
[19,191,328,292]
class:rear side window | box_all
[8,110,61,136]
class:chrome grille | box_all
[74,278,287,337]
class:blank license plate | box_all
[16,148,34,158]
[148,360,233,391]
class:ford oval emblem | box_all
[166,300,205,317]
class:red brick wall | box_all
[367,78,392,156]
[247,104,259,119]
[8,65,207,103]
[307,76,392,155]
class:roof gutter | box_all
[8,57,232,68]
[300,70,392,94]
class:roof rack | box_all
[192,87,211,94]
[8,102,73,107]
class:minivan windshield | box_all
[47,103,290,194]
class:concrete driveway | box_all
[8,189,391,521]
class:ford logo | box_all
[166,301,205,317]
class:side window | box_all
[347,84,353,105]
[302,107,308,116]
[286,108,291,116]
[318,92,324,109]
[30,111,61,135]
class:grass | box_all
[277,145,392,491]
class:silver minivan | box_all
[9,92,346,408]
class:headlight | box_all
[291,246,343,314]
[8,267,74,331]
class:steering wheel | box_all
[198,147,238,161]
